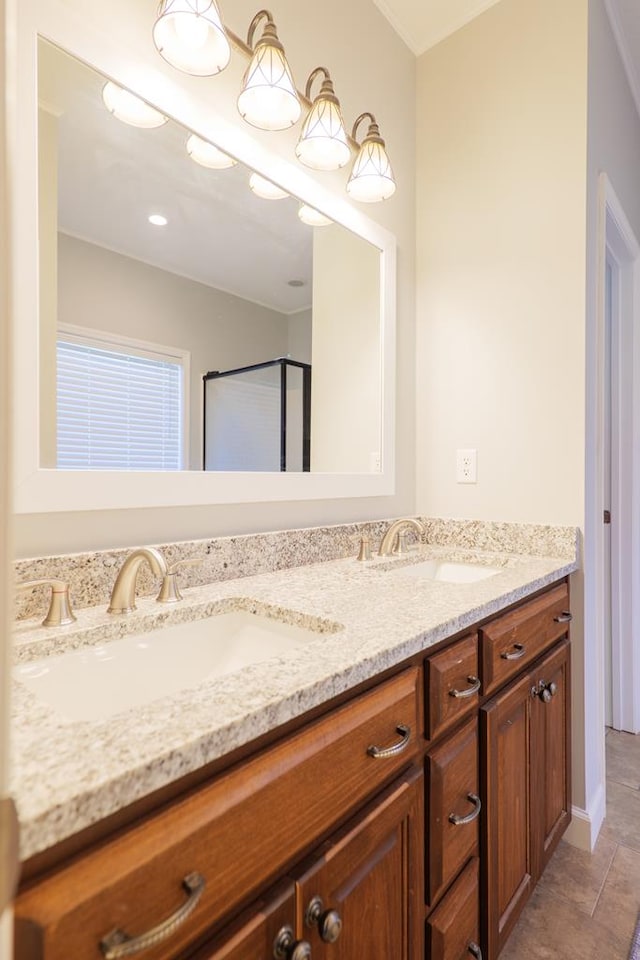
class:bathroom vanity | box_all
[11,525,576,960]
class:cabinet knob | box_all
[305,896,343,944]
[468,942,483,959]
[273,926,312,960]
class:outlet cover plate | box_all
[456,448,477,483]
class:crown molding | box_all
[372,0,503,57]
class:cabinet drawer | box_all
[425,858,480,960]
[426,718,479,909]
[15,668,421,960]
[480,583,570,696]
[425,633,479,742]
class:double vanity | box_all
[11,517,578,960]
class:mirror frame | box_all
[12,1,396,514]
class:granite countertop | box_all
[11,534,579,861]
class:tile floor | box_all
[500,729,640,960]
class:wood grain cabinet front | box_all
[425,718,479,910]
[15,668,421,960]
[479,583,570,697]
[425,858,481,960]
[481,639,571,960]
[425,634,480,744]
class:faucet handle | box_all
[157,559,202,604]
[16,579,77,627]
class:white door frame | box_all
[1,0,18,950]
[594,174,640,736]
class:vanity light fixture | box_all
[153,0,231,76]
[298,204,332,227]
[295,67,350,171]
[237,10,301,131]
[102,81,168,128]
[346,112,396,202]
[148,214,169,226]
[186,133,237,169]
[249,172,289,200]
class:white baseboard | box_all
[563,783,606,852]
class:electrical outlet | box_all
[370,452,381,473]
[456,448,477,484]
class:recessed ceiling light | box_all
[287,279,305,287]
[249,172,289,200]
[149,214,168,226]
[102,81,168,129]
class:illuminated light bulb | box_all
[186,134,237,169]
[237,12,300,131]
[298,205,332,227]
[101,82,168,129]
[296,68,350,172]
[148,214,168,226]
[249,173,289,200]
[153,0,230,77]
[347,113,396,203]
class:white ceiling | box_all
[39,39,315,316]
[372,0,504,55]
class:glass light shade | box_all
[249,173,289,200]
[298,205,332,227]
[295,97,350,171]
[102,82,168,128]
[237,30,300,131]
[347,138,396,203]
[186,134,237,169]
[153,0,230,76]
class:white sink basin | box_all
[15,611,319,722]
[389,560,502,583]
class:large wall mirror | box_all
[13,12,395,513]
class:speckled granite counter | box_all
[11,521,579,862]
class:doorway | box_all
[599,177,640,737]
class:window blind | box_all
[57,337,184,470]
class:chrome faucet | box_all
[107,547,168,615]
[378,518,426,557]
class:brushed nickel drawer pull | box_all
[305,895,343,944]
[449,793,482,826]
[367,723,411,759]
[99,872,205,959]
[554,611,573,623]
[449,676,481,699]
[273,926,312,960]
[501,642,526,661]
[469,943,483,959]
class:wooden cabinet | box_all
[15,670,422,960]
[14,580,572,960]
[191,771,423,960]
[481,639,570,959]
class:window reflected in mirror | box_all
[37,37,382,474]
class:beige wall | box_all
[415,0,589,815]
[14,0,416,556]
[311,225,381,473]
[415,0,588,526]
[57,234,292,470]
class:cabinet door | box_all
[295,770,423,960]
[480,672,533,960]
[188,884,296,960]
[529,640,571,880]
